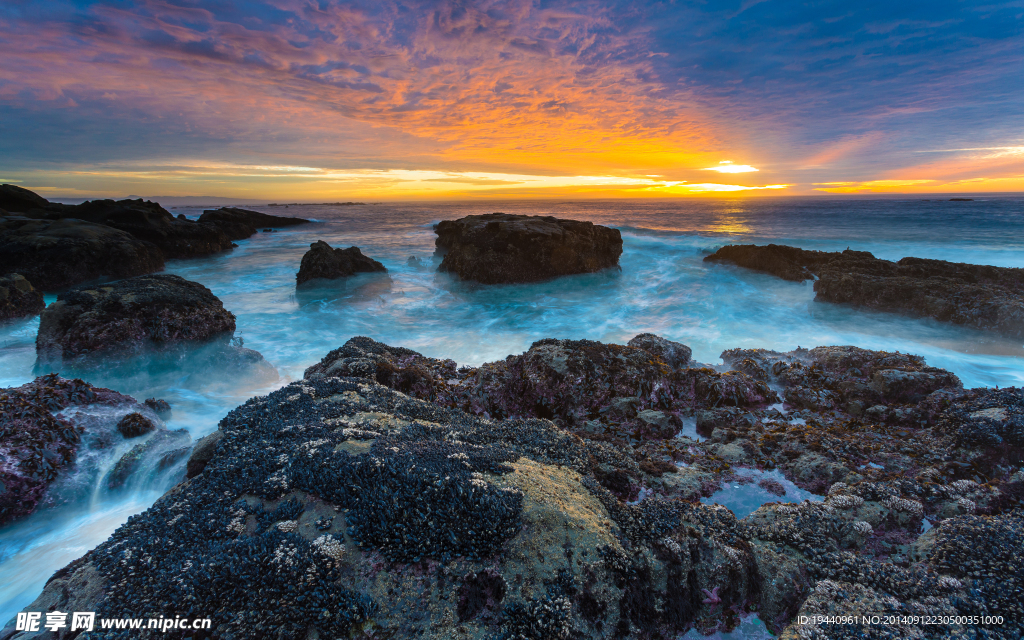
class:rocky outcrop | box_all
[36,274,237,366]
[8,337,1021,640]
[197,207,310,240]
[296,240,387,285]
[434,213,623,284]
[68,198,235,258]
[0,214,165,290]
[0,273,45,320]
[0,374,183,526]
[0,185,235,270]
[704,244,1024,338]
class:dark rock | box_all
[144,397,171,417]
[705,243,1024,338]
[69,198,234,258]
[0,184,51,214]
[0,273,45,320]
[0,186,235,260]
[36,274,236,365]
[434,213,622,284]
[197,207,309,241]
[186,429,223,478]
[296,240,387,285]
[0,374,141,526]
[0,214,165,290]
[627,333,692,367]
[115,412,155,438]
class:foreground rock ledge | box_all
[435,213,623,284]
[8,335,1021,640]
[704,243,1024,338]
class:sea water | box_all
[1,196,1022,624]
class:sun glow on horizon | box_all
[702,161,760,174]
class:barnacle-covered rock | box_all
[0,273,45,320]
[296,240,387,285]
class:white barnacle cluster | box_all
[340,427,380,439]
[950,479,978,495]
[276,520,298,533]
[776,504,801,515]
[719,543,741,565]
[226,505,247,533]
[827,494,865,510]
[301,438,331,457]
[853,521,873,536]
[882,496,923,516]
[660,537,682,555]
[271,541,299,568]
[827,482,849,496]
[956,497,976,514]
[277,453,290,464]
[814,580,841,597]
[447,452,470,461]
[265,470,290,491]
[937,576,963,590]
[166,513,185,526]
[312,534,346,561]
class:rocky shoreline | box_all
[705,243,1024,338]
[4,335,1020,640]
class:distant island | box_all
[267,202,367,206]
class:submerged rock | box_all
[705,243,1024,338]
[0,213,165,290]
[197,206,309,240]
[296,240,388,285]
[434,213,622,284]
[35,274,237,366]
[0,273,45,320]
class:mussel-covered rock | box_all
[434,213,622,284]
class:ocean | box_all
[2,195,1023,626]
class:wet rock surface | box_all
[0,374,180,526]
[0,273,45,320]
[705,243,1024,337]
[296,240,388,285]
[35,274,238,366]
[435,213,623,284]
[197,207,309,241]
[0,214,165,290]
[7,336,1022,640]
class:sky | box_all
[0,0,1022,200]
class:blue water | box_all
[2,196,1023,625]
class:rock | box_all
[296,240,387,285]
[0,214,165,290]
[0,186,235,260]
[69,198,235,258]
[115,412,156,438]
[0,374,146,526]
[36,274,236,365]
[197,207,309,240]
[434,213,622,284]
[186,429,224,478]
[705,243,1024,338]
[0,273,45,320]
[626,333,692,367]
[144,397,172,417]
[0,183,51,213]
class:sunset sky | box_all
[1,0,1022,200]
